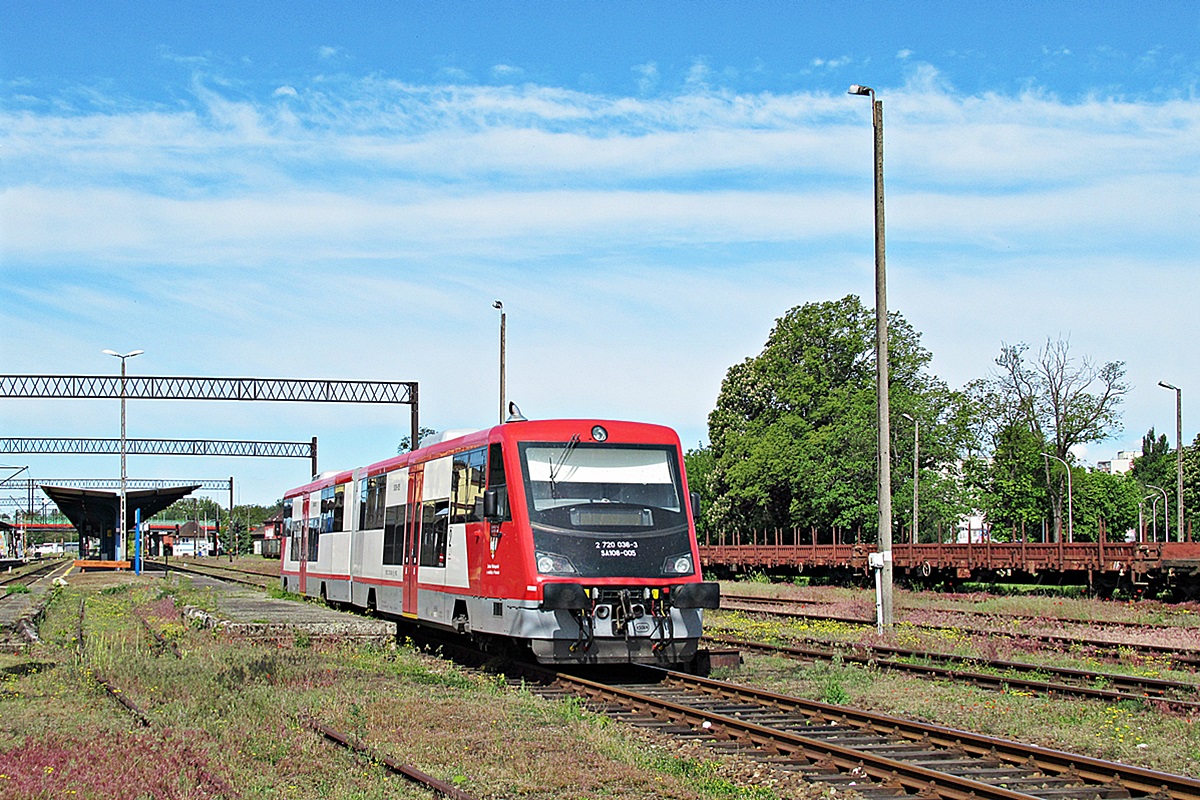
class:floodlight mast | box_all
[1159,381,1183,542]
[848,82,892,627]
[102,349,144,566]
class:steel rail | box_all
[551,669,1036,800]
[720,596,1200,668]
[732,629,1200,697]
[145,558,273,589]
[0,559,61,587]
[77,598,242,797]
[723,591,1200,632]
[706,634,1200,713]
[300,715,480,800]
[133,609,182,659]
[642,668,1200,800]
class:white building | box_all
[1096,450,1141,475]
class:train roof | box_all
[283,418,681,499]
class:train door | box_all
[298,494,310,594]
[402,467,423,616]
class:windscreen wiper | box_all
[548,434,581,498]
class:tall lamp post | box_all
[1141,493,1160,541]
[493,301,506,424]
[1147,484,1169,543]
[1041,452,1074,543]
[103,349,143,564]
[901,413,918,544]
[1158,381,1183,542]
[849,83,892,626]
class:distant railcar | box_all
[280,418,719,667]
[260,537,281,559]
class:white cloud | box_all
[811,55,852,69]
[490,64,524,81]
[633,62,659,94]
[2,71,1198,501]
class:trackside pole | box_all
[134,508,142,575]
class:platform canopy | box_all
[40,484,200,560]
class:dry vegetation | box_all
[0,573,791,800]
[7,566,1197,798]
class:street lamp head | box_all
[848,84,874,97]
[1159,380,1179,391]
[103,349,144,359]
[900,412,914,422]
[493,300,503,310]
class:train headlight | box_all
[536,551,577,575]
[662,554,693,575]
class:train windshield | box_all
[519,441,695,578]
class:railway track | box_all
[144,557,276,589]
[0,560,73,650]
[521,665,1200,800]
[76,578,476,799]
[300,716,481,800]
[720,587,1200,633]
[76,596,242,797]
[723,591,1200,632]
[705,634,1200,713]
[0,558,65,588]
[721,594,1200,668]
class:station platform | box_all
[162,568,395,644]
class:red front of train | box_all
[280,418,720,666]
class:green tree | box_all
[1179,433,1200,540]
[707,295,959,538]
[967,338,1127,541]
[161,496,225,521]
[1073,469,1142,542]
[683,444,714,539]
[964,421,1048,537]
[1131,428,1172,491]
[398,427,438,453]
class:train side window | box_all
[320,486,336,533]
[451,447,487,524]
[419,499,449,567]
[383,504,406,565]
[359,475,387,530]
[307,515,320,561]
[486,442,512,521]
[332,484,345,531]
[284,498,299,562]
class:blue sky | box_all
[2,1,1199,506]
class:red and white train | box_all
[280,417,719,667]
